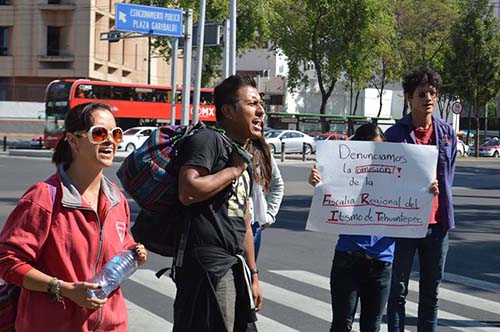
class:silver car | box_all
[265,130,316,154]
[117,126,157,152]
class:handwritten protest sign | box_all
[306,141,438,238]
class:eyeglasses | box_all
[75,126,123,144]
[417,90,437,99]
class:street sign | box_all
[451,101,463,115]
[178,23,222,47]
[115,3,183,37]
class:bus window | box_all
[46,81,71,113]
[153,89,168,103]
[134,88,154,102]
[200,91,214,105]
[112,86,132,101]
[91,85,111,99]
[75,88,86,99]
[47,81,71,102]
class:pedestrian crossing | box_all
[124,268,500,332]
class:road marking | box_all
[444,272,500,294]
[126,299,173,332]
[126,269,500,332]
[409,280,500,316]
[129,269,301,332]
[259,280,331,321]
[403,299,499,332]
[270,270,500,332]
[269,270,411,332]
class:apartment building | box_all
[0,0,176,102]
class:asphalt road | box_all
[0,153,499,332]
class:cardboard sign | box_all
[306,141,438,238]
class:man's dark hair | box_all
[214,75,257,121]
[402,66,442,97]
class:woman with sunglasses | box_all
[0,103,147,332]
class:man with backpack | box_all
[174,75,265,332]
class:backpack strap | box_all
[45,181,57,211]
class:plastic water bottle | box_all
[87,249,138,299]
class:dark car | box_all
[314,133,349,141]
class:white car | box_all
[457,138,469,157]
[265,130,316,154]
[117,126,157,152]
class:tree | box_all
[269,0,392,132]
[339,0,395,133]
[369,45,403,119]
[131,0,272,85]
[393,0,459,115]
[444,0,500,156]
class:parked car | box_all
[456,138,469,157]
[264,130,316,154]
[474,139,500,157]
[117,126,157,152]
[314,133,349,141]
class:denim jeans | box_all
[329,251,392,332]
[251,223,262,261]
[387,225,449,332]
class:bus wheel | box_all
[126,143,136,152]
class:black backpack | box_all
[117,123,251,270]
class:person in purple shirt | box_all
[310,123,436,332]
[385,66,457,332]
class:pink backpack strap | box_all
[45,181,57,211]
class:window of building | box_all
[0,79,6,101]
[47,26,61,56]
[0,27,8,56]
[0,0,11,5]
[48,0,61,3]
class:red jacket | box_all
[0,168,135,332]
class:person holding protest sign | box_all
[385,66,457,332]
[309,123,396,332]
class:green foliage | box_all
[393,0,459,70]
[130,0,272,83]
[445,0,500,110]
[269,0,393,111]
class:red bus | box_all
[43,79,216,148]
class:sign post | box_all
[451,101,463,134]
[181,9,193,125]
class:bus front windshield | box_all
[46,81,72,115]
[44,114,65,135]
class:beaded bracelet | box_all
[52,280,63,303]
[47,277,57,294]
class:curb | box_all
[3,150,316,165]
[5,149,129,163]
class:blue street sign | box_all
[115,3,183,37]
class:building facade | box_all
[0,0,178,102]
